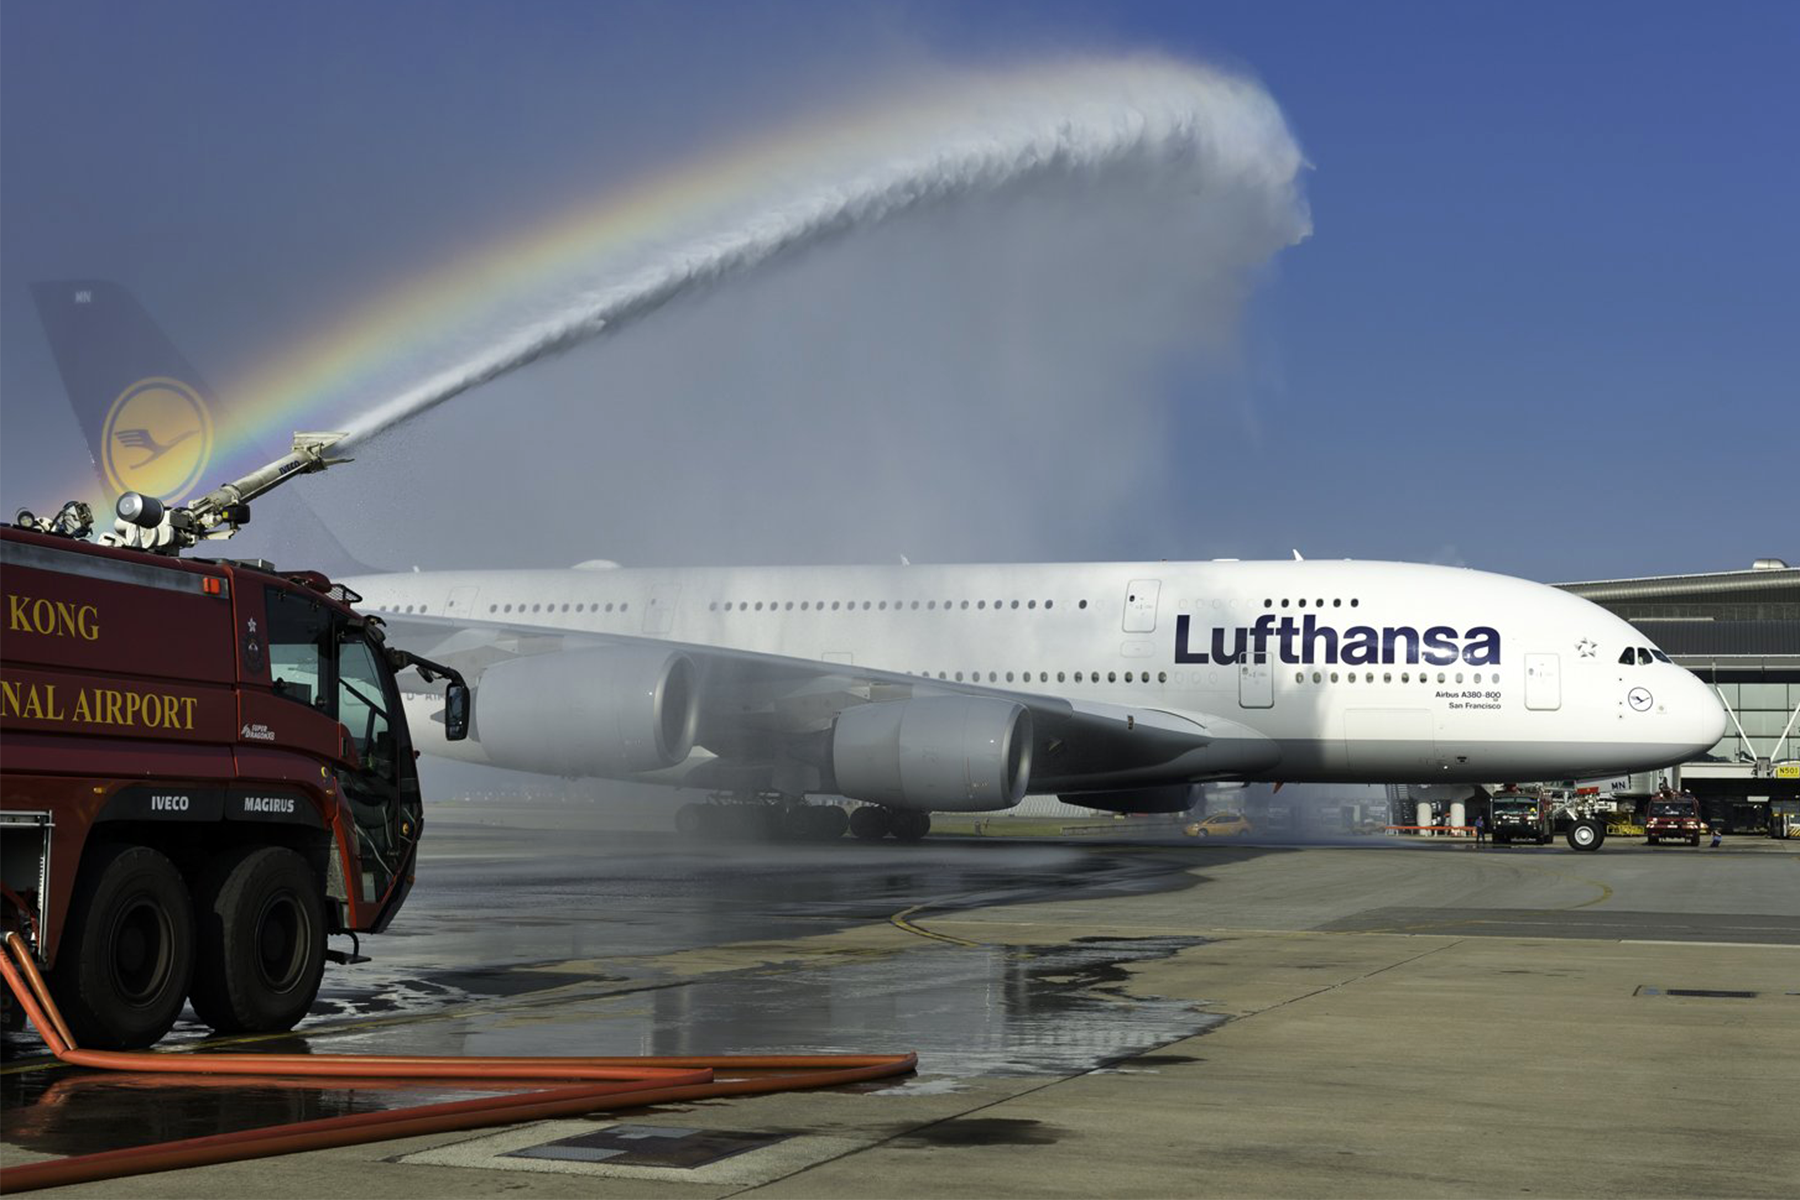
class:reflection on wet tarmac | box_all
[0,1072,514,1158]
[2,825,1226,1161]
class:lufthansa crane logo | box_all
[101,377,214,503]
[1628,687,1654,712]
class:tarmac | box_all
[4,802,1797,1198]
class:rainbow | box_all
[97,56,1304,498]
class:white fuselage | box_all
[350,559,1726,789]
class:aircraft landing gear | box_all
[676,795,848,842]
[849,805,892,841]
[890,811,931,842]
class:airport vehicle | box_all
[1,438,470,1048]
[1489,793,1553,845]
[1771,797,1800,839]
[32,281,1729,846]
[1645,791,1705,846]
[1184,812,1251,838]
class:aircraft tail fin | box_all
[31,280,220,503]
[31,279,379,576]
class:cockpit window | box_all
[1618,649,1635,665]
[1650,649,1671,663]
[1637,647,1653,665]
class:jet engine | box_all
[830,696,1032,812]
[474,646,699,778]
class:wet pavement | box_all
[6,809,1797,1197]
[1,806,1229,1161]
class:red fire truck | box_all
[1645,790,1705,846]
[2,436,467,1048]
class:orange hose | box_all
[0,932,915,1194]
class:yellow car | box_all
[1185,812,1252,838]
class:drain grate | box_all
[1635,986,1760,999]
[502,1124,787,1168]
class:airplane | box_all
[26,281,1729,842]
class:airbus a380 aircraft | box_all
[33,282,1728,841]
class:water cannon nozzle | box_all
[116,492,165,529]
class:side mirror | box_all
[443,682,470,742]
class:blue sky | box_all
[3,0,1794,581]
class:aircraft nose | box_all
[1682,673,1729,756]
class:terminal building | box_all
[1558,558,1800,831]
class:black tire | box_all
[1566,819,1605,852]
[810,805,849,841]
[1689,835,1701,847]
[49,843,195,1050]
[849,806,892,841]
[892,811,931,842]
[189,846,326,1035]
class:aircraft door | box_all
[1238,650,1273,709]
[1123,580,1161,633]
[445,585,479,618]
[644,584,680,635]
[1525,653,1561,711]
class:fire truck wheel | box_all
[49,843,195,1050]
[189,846,326,1035]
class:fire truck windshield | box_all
[338,636,396,779]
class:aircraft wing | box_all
[374,611,1276,796]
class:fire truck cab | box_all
[2,443,466,1048]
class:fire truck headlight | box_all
[116,492,165,528]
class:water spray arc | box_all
[336,58,1309,448]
